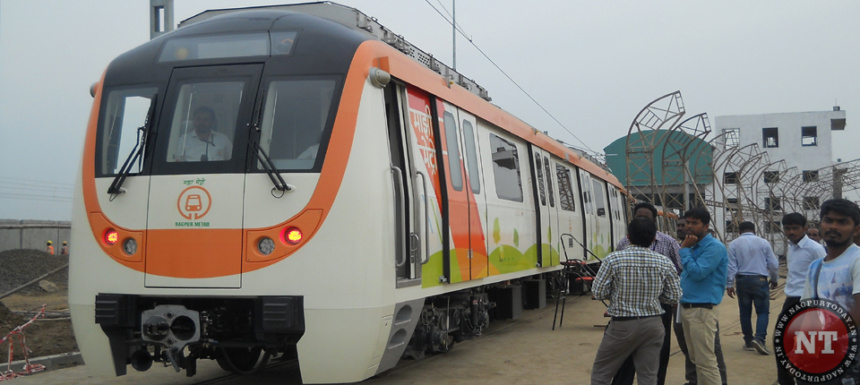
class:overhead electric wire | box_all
[0,176,74,202]
[422,0,600,156]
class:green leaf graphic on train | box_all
[493,218,501,244]
[513,228,519,248]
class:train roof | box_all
[177,2,623,190]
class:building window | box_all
[804,196,820,210]
[724,172,738,184]
[723,128,739,148]
[764,171,780,184]
[801,126,817,146]
[726,221,739,234]
[766,221,782,234]
[763,127,779,148]
[803,170,819,183]
[765,197,781,211]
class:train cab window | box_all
[490,134,523,202]
[257,79,337,170]
[461,120,480,194]
[443,111,463,191]
[592,179,606,217]
[544,157,555,208]
[96,87,158,176]
[165,82,243,163]
[556,164,575,212]
[534,154,546,206]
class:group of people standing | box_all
[589,198,860,385]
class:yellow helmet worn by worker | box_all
[47,240,53,245]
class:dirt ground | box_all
[0,249,76,364]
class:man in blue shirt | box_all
[679,208,728,385]
[726,221,779,355]
[775,213,825,385]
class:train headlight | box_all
[284,227,303,245]
[104,229,119,246]
[258,237,275,255]
[123,238,138,255]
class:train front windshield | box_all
[96,70,340,177]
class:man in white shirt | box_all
[173,106,233,162]
[775,213,825,385]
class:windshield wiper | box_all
[252,140,290,192]
[107,95,157,196]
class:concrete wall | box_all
[0,220,71,253]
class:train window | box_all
[166,81,243,163]
[461,120,480,194]
[443,111,463,191]
[544,156,555,208]
[490,134,523,202]
[159,32,288,62]
[97,87,158,176]
[257,78,337,170]
[534,154,546,206]
[556,164,575,212]
[592,179,606,217]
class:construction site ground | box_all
[4,269,789,385]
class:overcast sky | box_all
[2,0,859,221]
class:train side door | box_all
[531,149,559,267]
[607,187,626,251]
[556,163,584,261]
[386,83,422,286]
[578,170,596,261]
[438,101,485,283]
[457,111,488,279]
[403,87,445,288]
[589,177,612,258]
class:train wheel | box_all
[216,347,270,374]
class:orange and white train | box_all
[69,3,629,383]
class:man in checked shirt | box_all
[590,217,682,385]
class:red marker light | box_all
[104,229,119,246]
[284,227,303,245]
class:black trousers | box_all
[611,303,673,385]
[776,296,801,385]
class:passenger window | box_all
[461,120,480,194]
[443,111,463,191]
[544,156,554,208]
[592,179,606,217]
[535,153,546,206]
[490,134,523,202]
[258,78,337,170]
[556,163,575,212]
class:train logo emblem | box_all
[177,186,212,220]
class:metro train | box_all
[69,3,629,383]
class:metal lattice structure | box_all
[624,91,685,219]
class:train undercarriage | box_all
[93,277,556,378]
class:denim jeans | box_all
[736,274,770,343]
